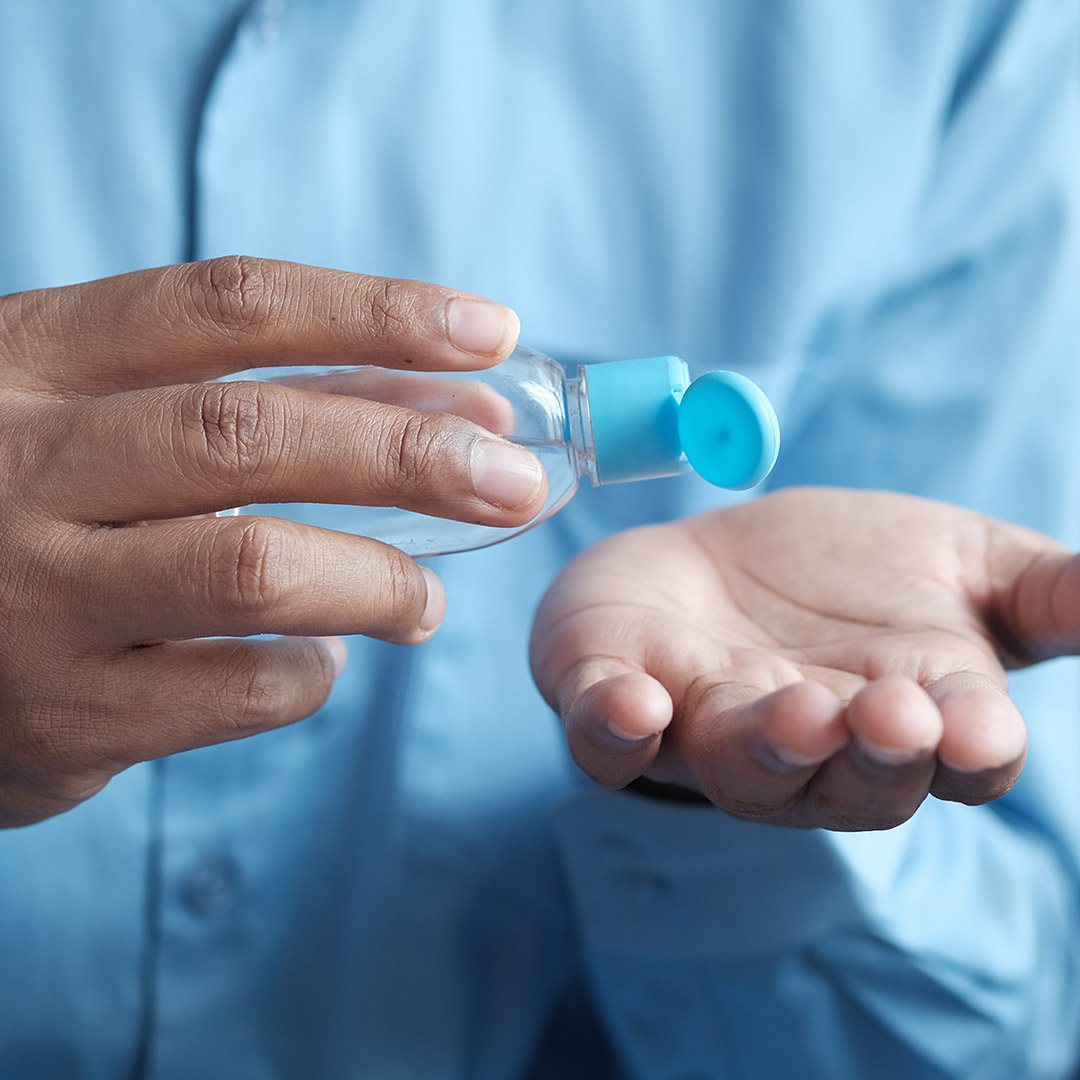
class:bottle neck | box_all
[566,370,600,486]
[569,358,692,487]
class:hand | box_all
[0,256,546,825]
[529,488,1079,830]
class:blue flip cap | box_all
[583,356,779,489]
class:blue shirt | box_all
[2,2,1080,1077]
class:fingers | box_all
[37,382,546,525]
[262,367,516,435]
[0,634,351,826]
[564,666,1013,830]
[926,672,1027,804]
[0,258,527,825]
[0,257,520,394]
[670,680,849,820]
[74,516,449,647]
[559,661,674,788]
[679,675,1018,829]
[987,546,1080,664]
[680,677,948,830]
[549,646,954,827]
[800,679,943,830]
[658,676,941,829]
[92,635,350,764]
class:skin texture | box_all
[0,256,547,826]
[530,487,1080,831]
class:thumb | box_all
[992,544,1080,665]
[555,659,673,788]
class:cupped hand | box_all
[530,488,1080,830]
[0,257,546,825]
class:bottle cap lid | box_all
[584,356,779,489]
[677,370,780,489]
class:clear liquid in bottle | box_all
[222,346,779,557]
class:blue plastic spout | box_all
[580,356,780,489]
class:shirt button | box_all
[597,834,670,898]
[183,854,241,917]
[618,863,670,900]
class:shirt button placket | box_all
[255,0,285,46]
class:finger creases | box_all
[670,679,846,822]
[94,636,343,764]
[39,383,546,526]
[803,678,942,831]
[559,664,672,789]
[924,671,1027,804]
[1,257,520,395]
[925,671,1027,772]
[74,515,444,647]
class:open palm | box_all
[530,488,1080,830]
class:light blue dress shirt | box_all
[2,2,1080,1078]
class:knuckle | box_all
[0,405,45,504]
[384,545,423,609]
[297,638,337,689]
[217,647,284,737]
[0,293,27,358]
[208,518,300,622]
[0,290,62,389]
[180,380,286,488]
[376,547,426,630]
[381,410,446,496]
[191,255,278,339]
[361,278,410,340]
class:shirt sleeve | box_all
[553,756,1080,1079]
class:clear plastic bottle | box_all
[225,346,779,556]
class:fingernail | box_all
[419,567,446,633]
[323,636,348,678]
[936,753,981,774]
[446,298,519,356]
[855,735,924,767]
[605,718,662,745]
[471,440,545,509]
[771,745,826,770]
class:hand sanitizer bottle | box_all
[226,346,779,556]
